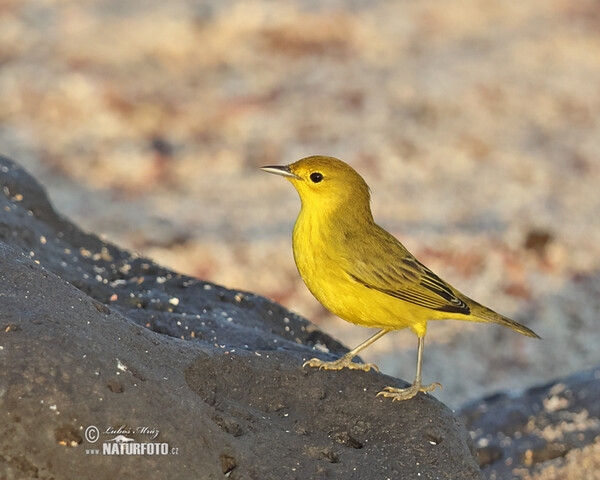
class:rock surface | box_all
[460,365,600,479]
[0,155,483,479]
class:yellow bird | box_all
[261,156,539,401]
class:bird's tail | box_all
[471,303,540,338]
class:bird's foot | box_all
[376,381,442,401]
[302,355,379,372]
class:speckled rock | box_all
[0,155,483,479]
[460,365,600,479]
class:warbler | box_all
[261,156,539,401]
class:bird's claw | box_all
[303,357,379,372]
[377,382,442,401]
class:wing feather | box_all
[342,226,470,315]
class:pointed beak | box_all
[260,165,301,180]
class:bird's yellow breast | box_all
[292,207,429,334]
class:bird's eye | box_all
[310,172,323,183]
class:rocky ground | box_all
[460,366,600,479]
[2,153,600,478]
[1,0,599,477]
[0,155,484,479]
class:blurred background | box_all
[1,0,599,408]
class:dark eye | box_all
[310,172,323,183]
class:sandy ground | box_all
[1,0,600,415]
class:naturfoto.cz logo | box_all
[84,425,179,456]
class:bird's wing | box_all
[342,226,471,315]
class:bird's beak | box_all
[260,165,301,180]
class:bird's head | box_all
[261,156,372,216]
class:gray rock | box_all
[459,365,600,479]
[0,155,482,479]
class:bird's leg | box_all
[377,335,442,401]
[303,329,389,373]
